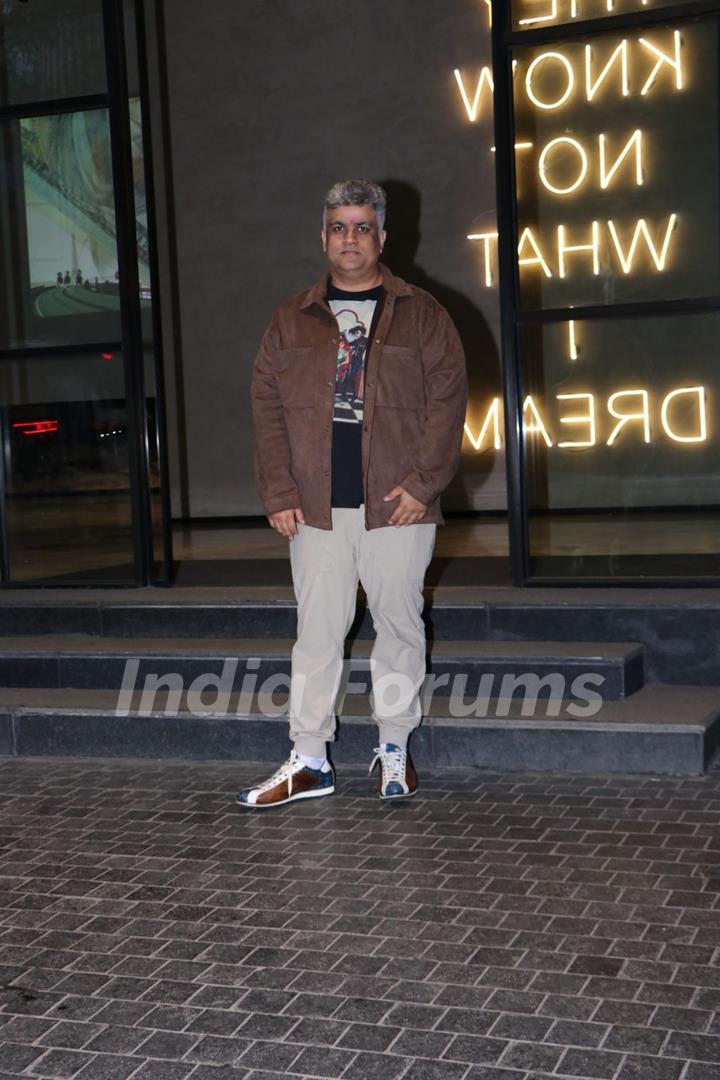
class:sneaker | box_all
[236,751,334,809]
[369,743,418,800]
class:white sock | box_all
[297,752,327,771]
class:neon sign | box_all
[467,215,677,284]
[453,9,708,452]
[464,386,708,450]
[453,32,683,123]
[519,0,662,25]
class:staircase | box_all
[0,585,718,775]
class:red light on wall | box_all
[12,420,59,436]
[101,352,113,360]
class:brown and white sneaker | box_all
[235,752,335,809]
[369,743,418,800]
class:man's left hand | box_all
[383,485,428,526]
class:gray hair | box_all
[322,179,387,232]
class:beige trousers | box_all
[288,507,436,758]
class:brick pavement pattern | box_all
[0,757,718,1080]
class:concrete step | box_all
[0,635,644,700]
[0,684,717,776]
[0,586,716,684]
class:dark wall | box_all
[159,0,504,518]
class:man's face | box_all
[322,204,386,282]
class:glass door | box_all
[0,0,171,585]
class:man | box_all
[238,179,467,809]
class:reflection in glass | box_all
[21,102,151,310]
[21,110,120,304]
[0,104,150,349]
[0,350,136,582]
[0,0,105,106]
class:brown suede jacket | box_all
[251,264,467,530]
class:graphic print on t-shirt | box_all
[328,299,377,424]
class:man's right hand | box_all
[267,507,305,538]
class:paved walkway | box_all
[0,756,718,1080]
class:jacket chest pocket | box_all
[273,347,316,407]
[376,346,425,410]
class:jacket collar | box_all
[299,262,413,310]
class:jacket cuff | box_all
[262,487,301,515]
[399,473,436,508]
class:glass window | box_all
[0,0,170,587]
[0,349,135,583]
[510,19,719,309]
[519,312,720,577]
[0,0,106,106]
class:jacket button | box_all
[363,424,368,432]
[327,381,333,388]
[375,338,382,344]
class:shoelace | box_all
[255,751,304,797]
[369,745,407,788]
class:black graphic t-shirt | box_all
[327,282,384,508]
